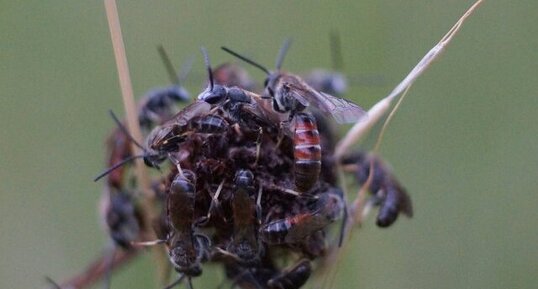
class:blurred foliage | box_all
[1,1,537,289]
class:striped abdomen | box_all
[268,259,312,289]
[293,112,321,192]
[190,114,228,134]
[259,213,312,245]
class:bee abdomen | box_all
[293,113,321,192]
[190,114,229,134]
[259,219,292,244]
[268,259,312,289]
[169,170,197,231]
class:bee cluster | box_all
[88,44,413,289]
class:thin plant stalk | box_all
[320,2,485,289]
[335,0,485,159]
[104,0,166,285]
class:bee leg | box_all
[254,127,263,166]
[194,233,212,261]
[197,180,226,226]
[256,187,263,224]
[213,247,241,263]
[261,183,300,197]
[209,105,221,114]
[130,239,166,247]
[263,203,285,224]
[232,123,244,138]
[168,153,184,176]
[274,121,288,149]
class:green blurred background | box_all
[1,1,537,289]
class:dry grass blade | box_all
[104,0,166,284]
[335,0,485,159]
[104,0,150,199]
[320,2,485,289]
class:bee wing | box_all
[170,100,211,126]
[287,87,311,107]
[246,91,288,124]
[287,83,366,124]
[317,91,366,124]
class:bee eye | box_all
[267,87,274,97]
[203,93,224,104]
[201,85,227,104]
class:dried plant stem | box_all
[372,84,412,154]
[321,2,485,288]
[104,0,151,203]
[335,0,485,159]
[104,0,164,284]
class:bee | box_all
[94,45,193,181]
[221,169,262,265]
[137,85,190,130]
[98,189,143,289]
[93,100,214,182]
[342,151,413,227]
[100,117,145,288]
[267,259,312,289]
[101,54,189,186]
[197,47,284,130]
[221,41,365,124]
[259,188,344,245]
[100,189,142,249]
[137,170,209,289]
[224,259,312,289]
[293,112,322,192]
[146,111,228,158]
[103,119,135,189]
[166,170,209,276]
[138,45,191,130]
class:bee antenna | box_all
[275,38,293,71]
[329,29,344,71]
[200,47,214,91]
[108,110,145,151]
[221,46,270,75]
[163,274,186,289]
[178,55,194,84]
[93,154,147,182]
[44,276,62,289]
[158,44,181,85]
